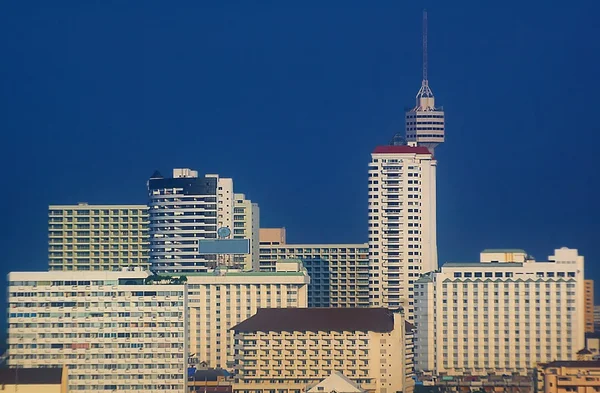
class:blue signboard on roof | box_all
[198,239,250,255]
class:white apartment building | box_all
[7,270,187,393]
[148,168,259,273]
[232,308,415,393]
[233,193,260,270]
[185,260,309,369]
[259,245,369,308]
[48,203,149,271]
[368,145,437,316]
[414,247,586,377]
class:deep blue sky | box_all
[1,2,599,302]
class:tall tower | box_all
[368,145,437,318]
[405,10,445,152]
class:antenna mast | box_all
[423,9,428,83]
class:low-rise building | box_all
[7,270,187,393]
[232,307,415,393]
[540,361,600,393]
[188,368,232,393]
[414,247,585,377]
[0,368,67,393]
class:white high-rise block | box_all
[148,169,259,273]
[368,145,437,317]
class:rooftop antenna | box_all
[416,9,434,100]
[423,9,428,83]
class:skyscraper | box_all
[147,168,258,273]
[368,11,444,315]
[405,10,445,153]
[368,145,437,315]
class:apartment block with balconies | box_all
[7,270,187,393]
[48,203,149,271]
[232,308,414,393]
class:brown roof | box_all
[405,321,416,331]
[231,308,400,333]
[543,361,600,368]
[577,348,593,355]
[0,368,63,385]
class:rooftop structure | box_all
[405,10,445,152]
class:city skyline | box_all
[2,2,599,303]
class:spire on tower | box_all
[422,8,428,83]
[416,9,434,103]
[405,9,445,152]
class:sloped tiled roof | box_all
[232,308,399,333]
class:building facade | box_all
[232,308,415,393]
[185,260,309,369]
[233,194,260,270]
[148,168,258,273]
[586,280,595,333]
[48,203,149,271]
[258,229,369,308]
[414,247,586,377]
[7,270,187,393]
[368,145,437,315]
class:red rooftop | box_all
[372,145,432,155]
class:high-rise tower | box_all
[368,11,442,318]
[405,10,445,152]
[368,145,437,317]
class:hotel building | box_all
[148,168,259,273]
[258,228,369,308]
[368,145,437,316]
[48,203,149,271]
[7,270,187,393]
[185,260,310,369]
[232,308,415,393]
[414,248,585,377]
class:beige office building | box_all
[414,248,586,377]
[258,228,369,308]
[48,203,149,271]
[186,260,310,369]
[232,308,415,393]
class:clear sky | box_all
[1,1,599,303]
